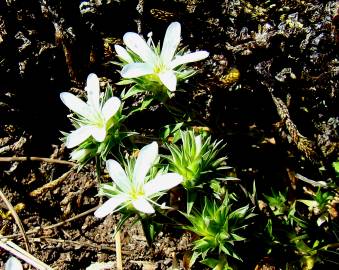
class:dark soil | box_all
[0,0,338,269]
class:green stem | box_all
[140,217,153,247]
[140,216,162,247]
[95,155,102,185]
[216,254,229,270]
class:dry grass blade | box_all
[0,237,53,270]
[271,94,319,163]
[0,188,30,253]
[28,237,131,255]
[115,228,123,270]
[2,206,99,240]
[0,156,76,166]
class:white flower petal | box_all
[115,45,133,63]
[161,22,181,64]
[169,51,209,69]
[133,142,158,187]
[60,92,92,119]
[91,126,106,142]
[66,126,92,148]
[70,148,90,161]
[123,32,156,63]
[144,173,183,196]
[195,135,202,157]
[102,96,121,121]
[106,159,131,192]
[5,257,23,270]
[94,195,128,218]
[132,197,155,214]
[85,73,100,110]
[158,70,177,92]
[121,63,153,78]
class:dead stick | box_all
[28,237,132,255]
[0,156,75,166]
[0,189,30,253]
[44,206,99,230]
[1,206,99,240]
[29,166,77,197]
[115,228,123,270]
[0,238,53,270]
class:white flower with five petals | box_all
[115,22,209,92]
[60,73,121,148]
[94,142,183,217]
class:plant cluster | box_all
[57,21,339,269]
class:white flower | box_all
[94,142,183,217]
[116,22,209,92]
[60,73,121,148]
[70,148,91,162]
[5,257,23,270]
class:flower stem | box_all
[140,217,155,246]
[114,227,123,270]
[95,156,102,185]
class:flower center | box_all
[130,187,145,200]
[96,118,105,128]
[153,60,167,73]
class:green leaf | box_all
[140,217,163,246]
[116,79,135,86]
[121,85,144,100]
[160,123,184,141]
[113,213,133,238]
[140,97,153,110]
[332,161,339,174]
[189,251,201,267]
[187,190,197,215]
[298,199,318,208]
[230,233,246,241]
[201,257,220,268]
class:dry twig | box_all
[29,166,77,197]
[0,189,30,253]
[0,156,75,166]
[271,94,319,163]
[2,206,99,240]
[28,237,132,255]
[115,227,123,270]
[0,237,53,270]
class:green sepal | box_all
[113,213,133,238]
[140,217,163,246]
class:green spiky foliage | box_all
[166,130,229,190]
[183,195,256,269]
